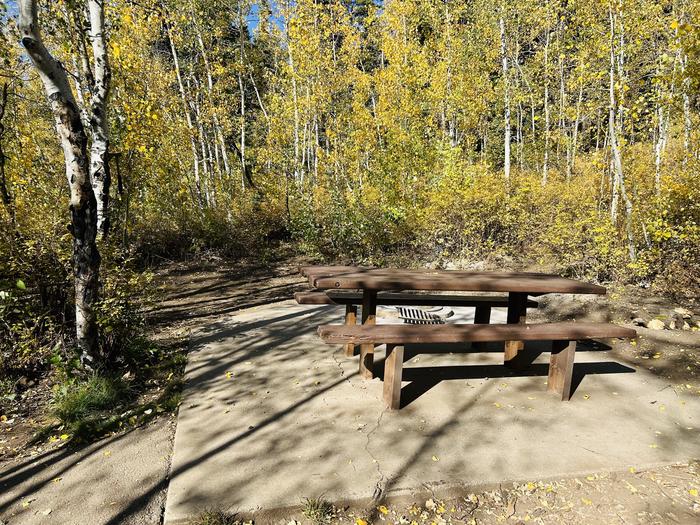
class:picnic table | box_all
[297,266,634,408]
[303,266,605,373]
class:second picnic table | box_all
[302,266,606,379]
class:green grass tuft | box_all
[51,374,132,438]
[190,508,239,525]
[302,496,333,524]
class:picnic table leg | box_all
[504,292,528,368]
[344,304,358,357]
[547,340,576,401]
[383,344,404,409]
[473,305,491,349]
[360,290,377,379]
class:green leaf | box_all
[16,279,26,290]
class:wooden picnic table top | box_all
[300,266,606,295]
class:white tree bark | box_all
[500,15,511,180]
[19,0,102,364]
[608,7,635,262]
[87,0,112,237]
[166,20,203,208]
[542,28,551,185]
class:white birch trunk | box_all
[87,0,111,237]
[19,0,101,364]
[499,15,511,181]
[608,7,635,261]
[166,21,202,207]
[542,29,551,185]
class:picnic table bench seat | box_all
[296,290,538,355]
[318,322,636,408]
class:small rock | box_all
[631,318,647,327]
[647,319,665,330]
[682,322,691,331]
[674,307,692,319]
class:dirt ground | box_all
[273,461,700,525]
[1,255,699,524]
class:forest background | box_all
[0,0,699,430]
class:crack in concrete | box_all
[331,351,353,386]
[365,409,387,501]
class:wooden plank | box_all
[317,322,636,345]
[359,290,377,379]
[300,265,365,279]
[344,305,357,357]
[383,344,405,410]
[311,269,606,295]
[548,340,577,400]
[504,292,528,369]
[294,291,537,308]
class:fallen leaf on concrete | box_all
[431,455,440,462]
[624,481,638,494]
[378,505,389,515]
[690,488,698,498]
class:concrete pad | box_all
[164,301,700,523]
[0,420,173,525]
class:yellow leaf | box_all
[225,371,233,379]
[60,434,70,440]
[690,488,698,497]
[581,497,592,505]
[378,505,389,515]
[355,519,368,525]
[432,455,439,462]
